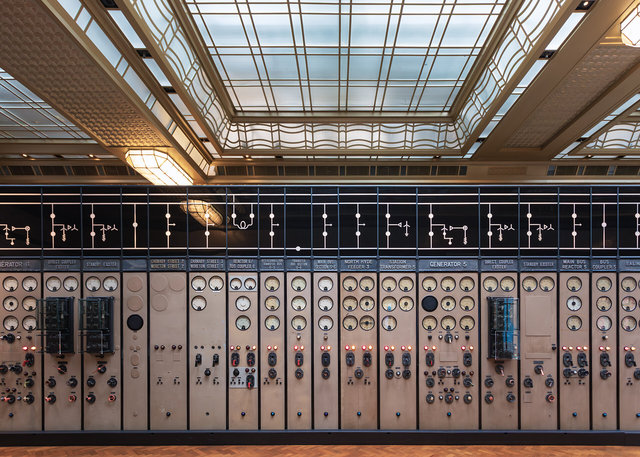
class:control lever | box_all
[495,364,504,376]
[577,352,588,367]
[562,353,573,368]
[295,352,304,367]
[195,353,202,367]
[425,352,435,367]
[626,352,636,368]
[600,353,611,367]
[246,374,255,389]
[534,364,544,375]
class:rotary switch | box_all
[600,370,612,380]
[295,352,304,367]
[426,377,435,388]
[523,377,534,388]
[545,377,554,388]
[534,365,544,375]
[321,368,330,379]
[23,393,34,405]
[246,374,255,389]
[600,353,611,367]
[295,368,304,379]
[485,394,494,404]
[268,352,277,367]
[402,352,411,367]
[45,394,56,404]
[57,363,67,375]
[505,376,515,387]
[385,369,394,379]
[444,393,454,404]
[385,353,394,367]
[626,352,636,368]
[247,352,256,367]
[86,394,96,404]
[577,353,588,367]
[24,353,34,367]
[354,368,364,379]
[362,352,372,367]
[268,368,277,379]
[231,352,240,367]
[425,352,435,367]
[484,377,494,388]
[345,352,355,367]
[563,353,573,368]
[426,394,435,404]
[437,368,446,378]
[506,393,516,402]
[321,352,330,367]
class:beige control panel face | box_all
[619,273,640,430]
[592,272,616,429]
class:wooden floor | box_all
[2,446,640,457]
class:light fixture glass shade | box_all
[125,149,193,186]
[180,200,224,227]
[622,6,640,47]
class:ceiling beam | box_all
[0,141,111,156]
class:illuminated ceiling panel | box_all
[187,0,506,112]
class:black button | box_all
[127,314,144,331]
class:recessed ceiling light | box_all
[88,154,95,158]
[125,149,193,186]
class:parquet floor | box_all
[0,446,639,457]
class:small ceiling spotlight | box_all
[622,5,640,47]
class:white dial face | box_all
[359,296,375,311]
[399,277,414,292]
[235,315,251,331]
[103,276,118,291]
[540,276,555,291]
[483,276,498,292]
[22,316,37,331]
[46,276,62,292]
[382,315,397,331]
[343,315,357,331]
[441,276,456,292]
[567,316,582,331]
[522,276,537,292]
[359,315,375,331]
[22,276,37,292]
[318,276,333,292]
[209,276,224,291]
[291,315,307,331]
[191,276,206,291]
[622,277,637,292]
[622,296,637,312]
[244,277,257,290]
[441,316,456,330]
[342,296,357,311]
[342,276,357,291]
[382,296,397,312]
[3,276,18,292]
[3,316,18,331]
[622,316,637,332]
[460,316,475,331]
[265,296,280,311]
[359,276,374,292]
[235,296,251,311]
[291,276,307,292]
[596,296,612,311]
[566,276,582,292]
[596,277,612,292]
[318,316,333,331]
[22,296,37,311]
[381,277,397,292]
[191,296,207,311]
[422,316,437,331]
[459,276,475,292]
[500,276,515,292]
[460,296,475,311]
[318,296,333,311]
[291,296,307,311]
[422,276,437,292]
[265,315,280,331]
[85,276,100,292]
[63,276,78,292]
[441,296,456,311]
[399,296,414,312]
[596,316,612,331]
[265,276,280,291]
[3,296,18,312]
[230,278,242,290]
[566,296,582,311]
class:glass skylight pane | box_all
[302,15,339,46]
[546,12,584,51]
[395,15,437,46]
[108,10,145,49]
[307,56,339,80]
[219,55,260,80]
[143,59,171,87]
[440,15,489,47]
[253,15,294,46]
[350,15,390,47]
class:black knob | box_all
[204,368,211,376]
[426,377,435,388]
[534,364,544,375]
[231,352,240,367]
[600,369,612,380]
[87,378,96,387]
[437,368,446,378]
[295,368,304,379]
[634,369,640,381]
[402,369,411,379]
[57,364,67,374]
[463,377,473,388]
[354,368,364,379]
[67,377,78,388]
[463,394,472,404]
[24,353,34,367]
[46,378,56,388]
[426,352,435,367]
[23,377,34,388]
[444,393,454,404]
[362,352,372,367]
[45,394,56,404]
[246,374,255,389]
[268,352,277,367]
[346,352,355,367]
[295,352,304,367]
[545,377,554,388]
[484,377,494,388]
[385,352,394,368]
[97,365,106,374]
[546,394,555,403]
[3,394,15,404]
[452,368,461,378]
[485,394,494,404]
[2,334,15,344]
[444,333,453,344]
[24,393,34,405]
[506,393,516,403]
[321,368,330,380]
[523,377,533,388]
[426,394,435,404]
[385,369,394,379]
[107,377,117,387]
[563,368,574,378]
[0,365,7,374]
[268,368,277,379]
[578,368,589,378]
[505,376,515,387]
[10,364,22,374]
[86,394,96,404]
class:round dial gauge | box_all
[441,276,456,292]
[343,315,358,331]
[359,296,375,312]
[566,296,582,311]
[291,276,307,292]
[381,277,397,292]
[22,296,37,311]
[622,296,637,312]
[522,276,538,292]
[318,276,333,292]
[500,276,516,292]
[483,276,498,292]
[291,315,307,331]
[422,276,437,292]
[3,316,18,331]
[422,316,437,331]
[567,316,582,331]
[3,296,17,312]
[460,316,475,331]
[22,276,37,292]
[540,276,555,291]
[85,276,100,292]
[359,276,374,292]
[359,316,375,331]
[318,316,333,331]
[291,296,307,311]
[460,296,475,311]
[382,296,397,312]
[265,296,280,311]
[342,296,357,311]
[103,276,118,292]
[596,277,612,292]
[622,277,637,292]
[265,315,280,331]
[209,276,224,291]
[244,277,256,290]
[265,276,280,291]
[46,276,62,292]
[229,278,242,290]
[596,296,612,311]
[441,316,456,330]
[566,276,582,292]
[63,276,78,292]
[460,276,475,292]
[382,316,397,331]
[399,296,414,311]
[399,276,414,292]
[191,296,206,311]
[22,316,37,331]
[622,316,637,332]
[191,276,206,291]
[318,296,333,311]
[596,316,612,331]
[342,276,357,291]
[441,296,456,311]
[235,316,251,331]
[3,276,18,292]
[235,296,251,311]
